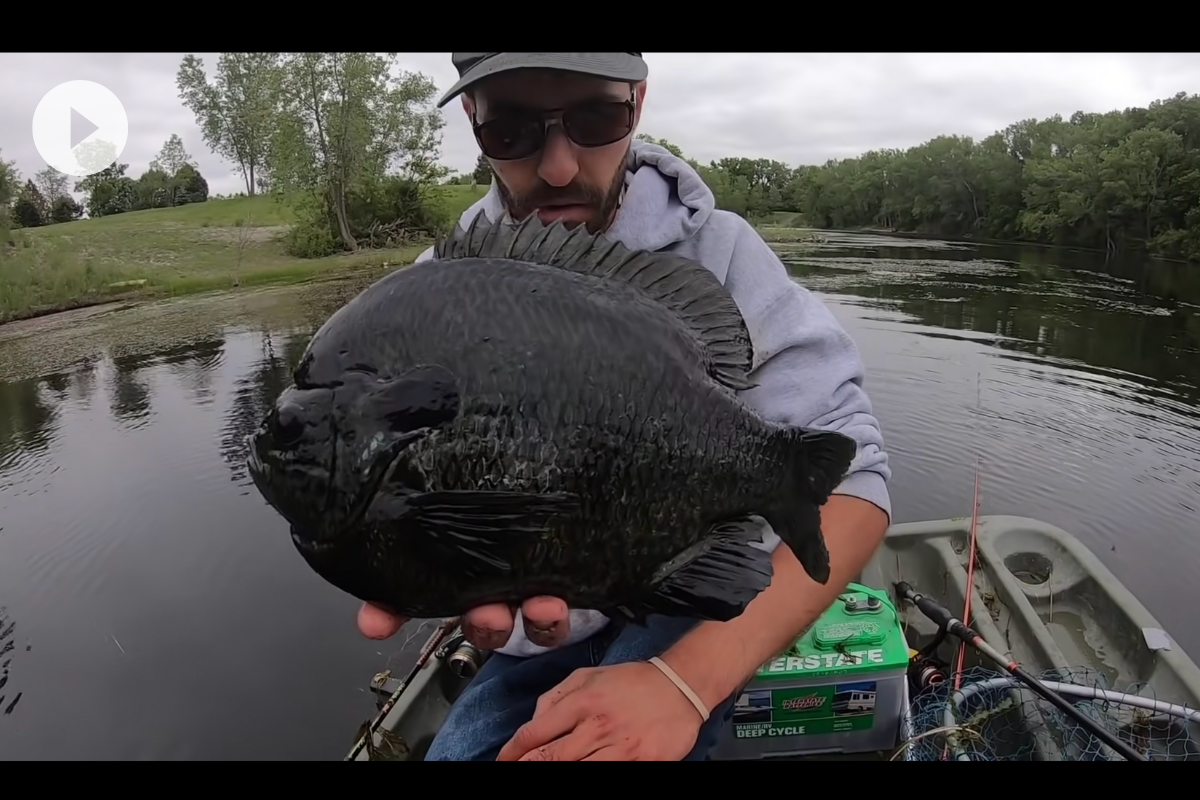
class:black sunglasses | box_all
[472,95,636,162]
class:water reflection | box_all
[781,237,1200,404]
[0,233,1196,759]
[0,321,392,760]
[220,330,313,489]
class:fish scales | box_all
[247,215,858,624]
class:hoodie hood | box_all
[454,139,715,253]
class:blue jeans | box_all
[424,615,737,761]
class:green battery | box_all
[710,583,911,760]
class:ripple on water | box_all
[0,605,28,717]
[782,248,1188,320]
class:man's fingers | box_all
[357,596,570,651]
[462,604,515,650]
[533,668,591,717]
[522,596,569,648]
[498,692,589,761]
[358,603,407,640]
[581,746,626,761]
[517,724,609,761]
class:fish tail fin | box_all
[605,518,775,625]
[763,427,858,585]
[434,214,756,392]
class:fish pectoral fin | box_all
[405,490,580,572]
[611,518,775,624]
[359,364,461,434]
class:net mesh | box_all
[902,665,1200,761]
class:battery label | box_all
[731,681,878,738]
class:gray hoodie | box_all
[414,139,891,657]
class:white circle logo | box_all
[31,80,129,179]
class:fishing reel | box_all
[908,649,950,693]
[436,631,490,679]
[906,623,951,694]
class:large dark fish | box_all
[246,214,857,624]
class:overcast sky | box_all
[1,53,1197,198]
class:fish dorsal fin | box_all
[434,214,756,391]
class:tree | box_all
[49,196,83,223]
[76,161,136,219]
[174,164,209,205]
[471,152,492,186]
[0,152,17,241]
[144,134,199,206]
[177,52,279,196]
[635,133,685,159]
[150,133,195,176]
[269,52,445,251]
[73,137,121,177]
[135,168,175,209]
[13,181,46,227]
[33,167,70,213]
[722,90,1200,261]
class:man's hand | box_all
[357,596,572,649]
[496,662,704,761]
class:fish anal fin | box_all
[609,518,775,624]
[402,490,580,573]
[432,215,755,391]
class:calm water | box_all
[1,232,1197,760]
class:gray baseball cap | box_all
[437,52,648,108]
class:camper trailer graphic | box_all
[832,687,876,715]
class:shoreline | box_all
[0,223,817,331]
[0,245,429,329]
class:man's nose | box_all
[536,126,580,188]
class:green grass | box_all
[754,226,827,244]
[0,184,489,324]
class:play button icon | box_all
[71,108,100,150]
[32,80,129,179]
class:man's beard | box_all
[496,150,628,234]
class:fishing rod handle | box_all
[894,582,978,639]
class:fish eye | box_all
[273,401,307,447]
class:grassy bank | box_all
[1,183,822,325]
[0,184,488,324]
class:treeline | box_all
[175,52,450,258]
[643,92,1200,262]
[2,134,210,232]
[71,134,210,221]
[2,157,87,233]
[8,54,1200,265]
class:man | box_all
[357,53,892,761]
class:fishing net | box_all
[901,665,1200,761]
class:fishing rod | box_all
[893,581,1149,762]
[956,373,984,691]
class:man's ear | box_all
[461,93,475,119]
